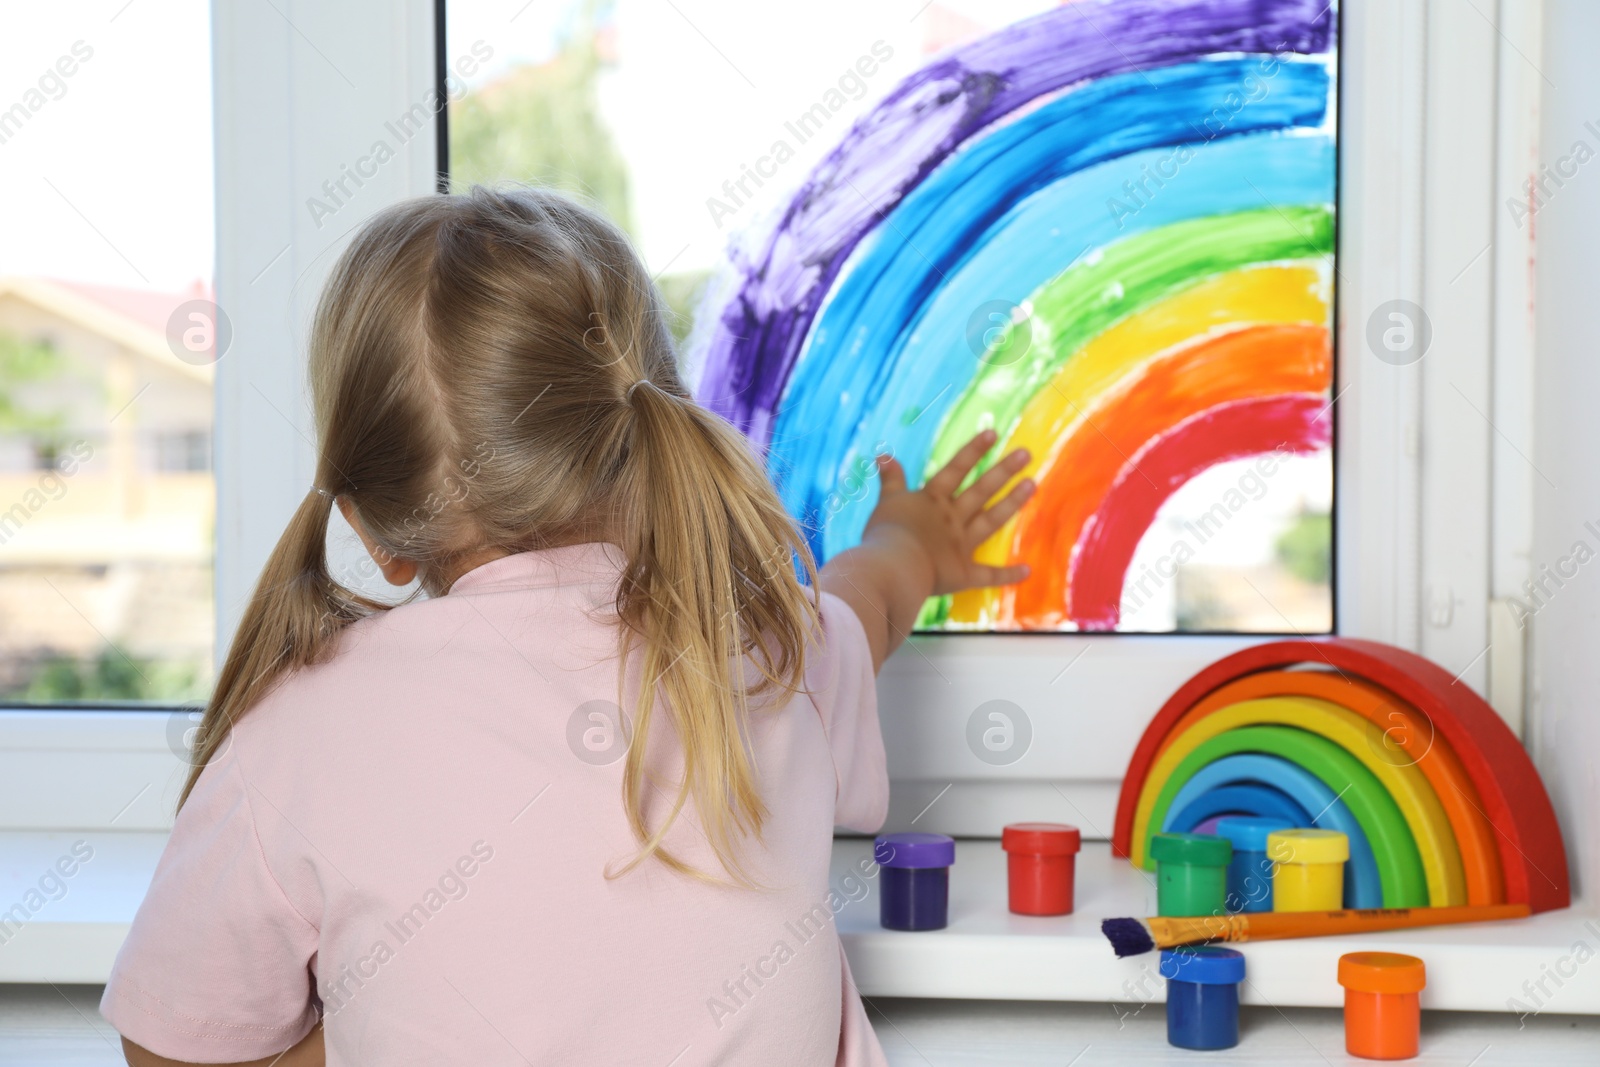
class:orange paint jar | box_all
[1338,952,1426,1060]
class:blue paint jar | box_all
[874,833,955,931]
[1161,946,1246,1050]
[1215,816,1294,913]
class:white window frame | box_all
[0,0,1537,838]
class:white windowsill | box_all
[0,831,166,983]
[831,839,1600,1014]
[4,828,1597,1017]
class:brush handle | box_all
[1149,903,1532,947]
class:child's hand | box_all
[864,430,1034,597]
[820,429,1034,670]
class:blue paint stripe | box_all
[697,0,1335,440]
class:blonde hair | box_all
[182,187,819,881]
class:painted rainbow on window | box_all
[1111,639,1571,913]
[694,0,1337,631]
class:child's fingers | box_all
[925,429,996,498]
[954,448,1030,519]
[965,562,1032,589]
[875,453,909,497]
[966,477,1036,546]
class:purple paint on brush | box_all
[694,0,1334,449]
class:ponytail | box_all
[178,487,376,807]
[614,379,818,883]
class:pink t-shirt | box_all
[101,543,890,1066]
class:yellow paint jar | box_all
[1268,829,1349,912]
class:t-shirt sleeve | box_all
[806,591,889,833]
[100,747,320,1062]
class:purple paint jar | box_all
[874,833,955,931]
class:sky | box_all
[448,0,1059,273]
[0,0,214,293]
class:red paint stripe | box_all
[1067,394,1331,629]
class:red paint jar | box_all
[1001,822,1081,915]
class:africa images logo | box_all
[566,699,632,766]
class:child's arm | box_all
[819,429,1033,671]
[122,1025,324,1067]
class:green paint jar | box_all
[1151,832,1232,917]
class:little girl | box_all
[102,187,1032,1066]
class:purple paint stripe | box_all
[694,0,1335,448]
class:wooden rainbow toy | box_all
[1112,638,1570,914]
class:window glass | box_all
[0,1,215,702]
[444,0,1335,634]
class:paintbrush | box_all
[1101,903,1532,958]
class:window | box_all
[442,0,1337,634]
[0,0,1515,850]
[151,430,211,474]
[0,2,215,705]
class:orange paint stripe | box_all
[1009,322,1331,626]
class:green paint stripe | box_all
[926,204,1335,475]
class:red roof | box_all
[51,278,211,338]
